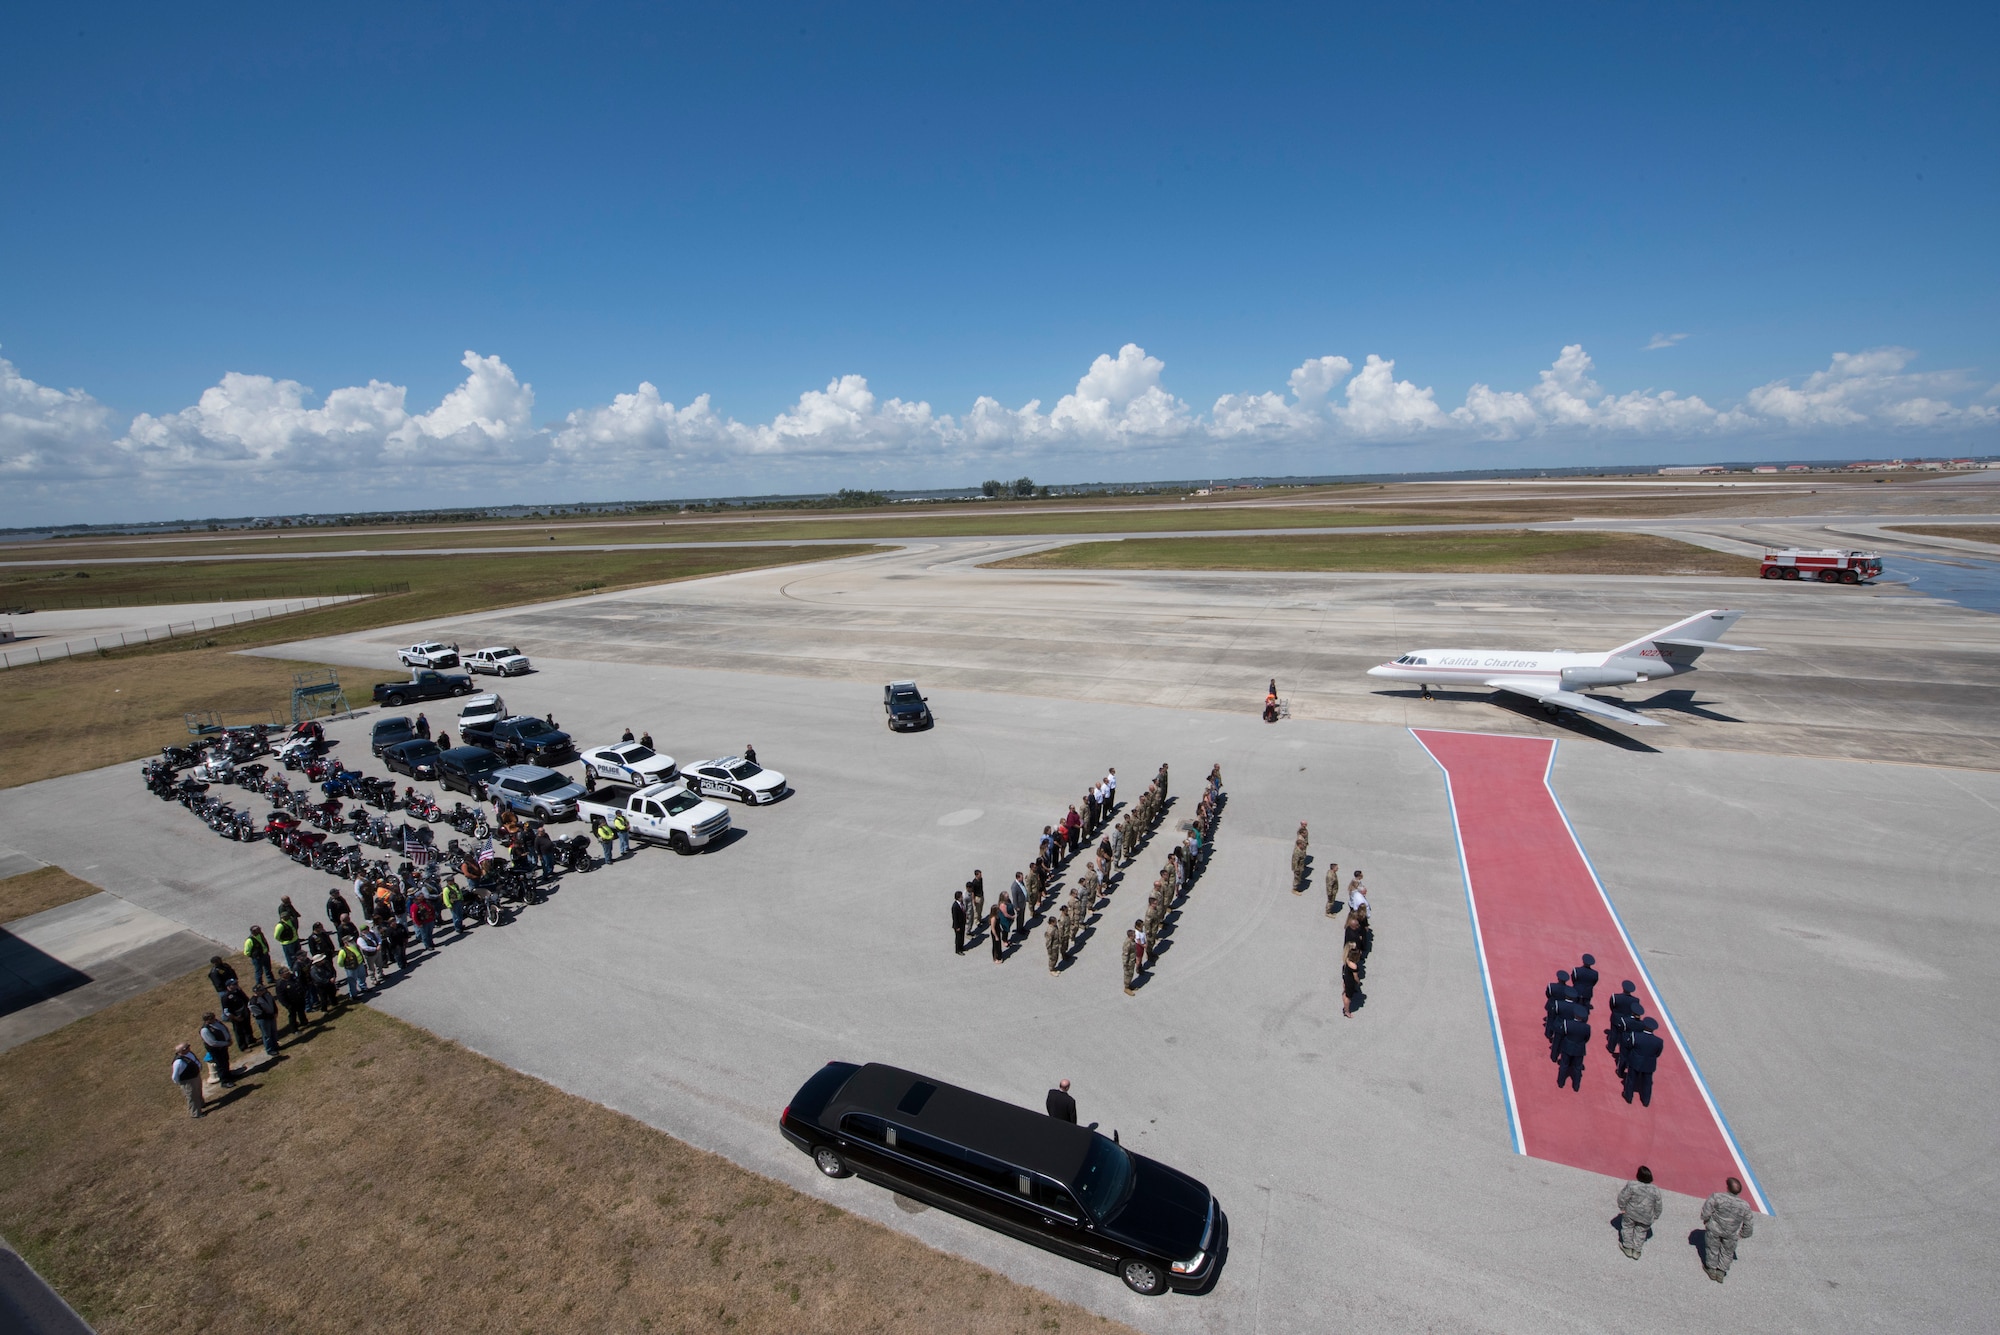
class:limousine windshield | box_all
[1071,1136,1135,1219]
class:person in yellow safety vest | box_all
[611,810,632,859]
[592,815,617,865]
[334,940,366,1001]
[441,879,466,935]
[272,915,300,972]
[243,924,275,988]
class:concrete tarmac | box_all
[4,636,1995,1332]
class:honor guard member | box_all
[1545,970,1574,1050]
[1556,1004,1590,1090]
[1325,861,1341,917]
[1616,1168,1664,1259]
[1571,953,1600,1006]
[1606,980,1641,1055]
[1612,999,1647,1078]
[1700,1179,1756,1282]
[1621,1018,1664,1106]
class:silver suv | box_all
[488,765,585,821]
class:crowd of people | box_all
[1289,822,1375,1016]
[171,868,507,1114]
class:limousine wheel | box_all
[813,1147,853,1179]
[1119,1259,1164,1295]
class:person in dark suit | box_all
[1545,970,1574,1054]
[1622,1018,1664,1106]
[1046,1078,1077,1123]
[1571,954,1600,1007]
[951,891,967,955]
[1606,980,1641,1055]
[1556,1006,1590,1090]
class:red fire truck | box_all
[1759,548,1883,583]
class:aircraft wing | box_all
[1484,676,1668,728]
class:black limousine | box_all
[781,1062,1221,1295]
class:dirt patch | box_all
[0,965,1138,1335]
[985,530,1760,576]
[0,866,100,923]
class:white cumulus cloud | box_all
[3,338,1996,524]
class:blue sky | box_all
[2,1,1996,522]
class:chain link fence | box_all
[0,596,360,670]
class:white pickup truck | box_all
[574,782,732,853]
[466,645,532,676]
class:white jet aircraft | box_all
[1365,609,1761,727]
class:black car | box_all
[372,670,475,708]
[370,716,416,757]
[487,716,575,764]
[434,745,504,797]
[884,680,933,731]
[781,1062,1220,1296]
[382,738,444,780]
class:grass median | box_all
[1888,525,2000,547]
[0,544,881,788]
[984,530,1759,575]
[0,867,101,923]
[0,960,1135,1335]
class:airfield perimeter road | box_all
[3,496,1998,1333]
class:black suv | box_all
[370,716,416,757]
[781,1062,1220,1296]
[434,745,504,797]
[883,681,933,731]
[485,716,575,765]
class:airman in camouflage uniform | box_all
[1616,1168,1663,1259]
[1045,914,1063,973]
[1701,1179,1755,1281]
[1026,861,1045,907]
[1121,928,1138,995]
[1290,826,1309,893]
[1324,860,1341,916]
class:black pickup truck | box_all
[373,669,476,708]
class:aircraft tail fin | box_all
[1606,609,1747,659]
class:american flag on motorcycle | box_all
[478,838,497,865]
[404,829,433,867]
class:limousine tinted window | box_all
[1071,1136,1135,1218]
[896,1081,939,1115]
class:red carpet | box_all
[1412,729,1766,1210]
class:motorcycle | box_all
[556,833,596,874]
[446,803,490,838]
[320,768,364,798]
[360,775,398,810]
[403,789,443,823]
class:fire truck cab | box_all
[1759,548,1882,583]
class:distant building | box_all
[1658,465,1727,475]
[1784,464,1811,471]
[1752,465,1779,473]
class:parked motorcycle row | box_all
[141,722,594,928]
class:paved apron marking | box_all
[1412,728,1767,1210]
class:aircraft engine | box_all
[1561,665,1642,690]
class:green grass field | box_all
[987,530,1759,575]
[0,545,879,786]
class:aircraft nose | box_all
[1366,665,1389,678]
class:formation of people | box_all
[1615,1167,1757,1282]
[1114,763,1222,994]
[1542,956,1664,1103]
